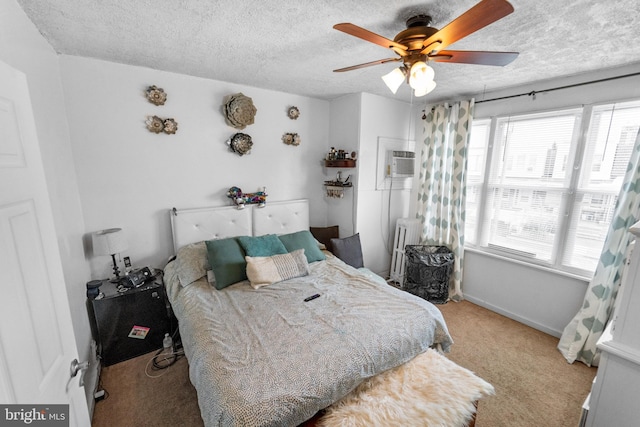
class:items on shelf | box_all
[324,171,352,198]
[325,147,356,161]
[324,148,356,167]
[227,186,267,209]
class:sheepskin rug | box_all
[318,349,494,427]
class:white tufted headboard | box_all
[170,199,309,253]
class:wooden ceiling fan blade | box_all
[333,58,402,73]
[430,50,518,66]
[334,23,408,52]
[420,0,514,54]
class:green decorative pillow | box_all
[205,237,247,290]
[245,249,310,289]
[236,234,288,257]
[278,230,326,263]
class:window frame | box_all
[465,100,640,279]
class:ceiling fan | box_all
[333,0,519,97]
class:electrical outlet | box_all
[124,256,131,268]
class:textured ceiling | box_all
[17,0,640,103]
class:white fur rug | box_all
[318,349,494,427]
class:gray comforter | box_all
[165,251,452,427]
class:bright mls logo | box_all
[1,405,68,426]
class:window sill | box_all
[463,246,592,283]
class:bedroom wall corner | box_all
[1,0,95,413]
[59,55,330,274]
[356,93,414,278]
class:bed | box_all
[164,199,453,427]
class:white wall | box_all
[59,56,331,277]
[327,94,361,237]
[357,93,415,277]
[0,0,95,411]
[421,64,640,336]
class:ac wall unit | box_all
[388,150,415,178]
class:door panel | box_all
[0,59,89,425]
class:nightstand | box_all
[87,273,172,366]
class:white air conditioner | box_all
[387,150,415,178]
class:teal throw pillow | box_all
[205,237,247,290]
[278,230,326,263]
[236,234,288,257]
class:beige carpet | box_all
[92,300,596,427]
[438,300,596,427]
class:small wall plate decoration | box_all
[146,85,167,106]
[222,93,257,130]
[227,132,253,156]
[145,115,178,134]
[282,132,301,146]
[287,106,300,120]
[163,118,178,134]
[146,115,165,133]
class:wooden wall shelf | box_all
[325,159,356,168]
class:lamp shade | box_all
[409,61,435,90]
[414,80,437,97]
[382,67,406,94]
[92,228,128,256]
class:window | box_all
[465,100,640,277]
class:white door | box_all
[0,60,90,425]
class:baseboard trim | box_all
[463,294,562,338]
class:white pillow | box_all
[245,249,309,289]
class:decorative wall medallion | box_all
[222,93,257,130]
[163,118,178,134]
[146,85,167,106]
[282,132,301,146]
[146,115,165,133]
[287,106,300,120]
[227,132,253,156]
[145,115,178,134]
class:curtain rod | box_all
[475,71,640,104]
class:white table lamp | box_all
[92,228,128,281]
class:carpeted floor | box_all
[91,300,596,426]
[437,300,597,427]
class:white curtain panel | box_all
[416,99,474,301]
[558,129,640,366]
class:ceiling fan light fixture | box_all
[409,61,435,91]
[414,80,437,97]
[381,67,406,94]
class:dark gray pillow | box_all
[331,233,364,269]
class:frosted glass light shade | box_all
[409,61,435,90]
[92,228,128,255]
[414,80,437,97]
[381,67,406,94]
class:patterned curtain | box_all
[558,129,640,367]
[415,99,474,301]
